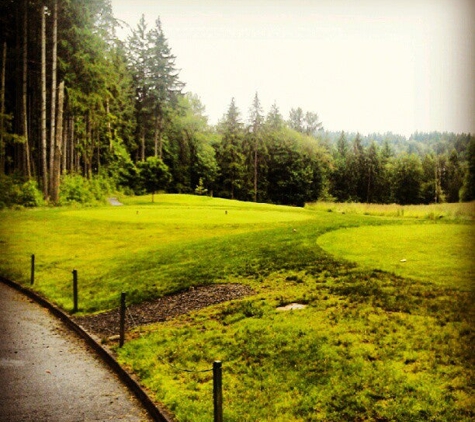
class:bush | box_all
[59,174,116,205]
[0,173,119,208]
[19,180,44,207]
[59,175,94,204]
[0,175,44,208]
[0,175,17,208]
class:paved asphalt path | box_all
[0,282,153,422]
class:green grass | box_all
[0,194,326,312]
[317,224,474,290]
[0,195,473,421]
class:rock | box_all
[107,197,123,206]
[276,303,307,311]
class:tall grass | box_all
[306,201,475,220]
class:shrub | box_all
[19,180,44,207]
[59,174,116,205]
[194,178,208,195]
[0,175,18,208]
[0,175,44,208]
[59,174,95,204]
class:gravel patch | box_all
[74,284,253,339]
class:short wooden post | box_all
[72,269,78,312]
[213,361,223,422]
[119,292,126,347]
[30,254,35,285]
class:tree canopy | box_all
[0,0,473,207]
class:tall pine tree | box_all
[216,98,245,199]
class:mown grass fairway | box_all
[318,224,475,290]
[0,196,473,421]
[0,195,321,311]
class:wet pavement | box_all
[0,281,154,422]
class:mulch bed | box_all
[73,284,253,339]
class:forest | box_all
[1,0,474,208]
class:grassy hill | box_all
[0,195,473,421]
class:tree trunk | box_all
[96,132,101,174]
[50,81,64,203]
[41,6,48,197]
[73,118,79,173]
[366,170,372,203]
[140,125,145,161]
[69,117,75,172]
[62,113,68,174]
[153,111,158,158]
[85,113,92,178]
[106,99,112,150]
[153,106,163,159]
[49,0,58,193]
[158,112,163,159]
[0,41,6,175]
[158,129,163,160]
[22,0,31,179]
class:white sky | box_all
[110,0,475,137]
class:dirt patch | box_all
[74,284,253,339]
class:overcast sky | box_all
[110,0,475,137]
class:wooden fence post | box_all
[72,269,78,312]
[119,292,126,347]
[30,254,35,285]
[213,361,223,422]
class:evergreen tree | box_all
[128,16,182,161]
[461,137,475,201]
[391,153,423,204]
[288,108,322,136]
[304,111,323,136]
[166,93,217,194]
[420,153,449,204]
[330,132,354,201]
[147,17,183,159]
[443,149,464,202]
[248,92,264,202]
[351,133,368,201]
[128,15,150,161]
[365,142,384,203]
[215,98,245,199]
[265,102,284,132]
[288,107,305,133]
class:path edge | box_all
[0,275,174,422]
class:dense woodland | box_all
[1,0,474,207]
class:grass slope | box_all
[0,195,322,312]
[0,195,473,421]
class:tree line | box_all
[1,0,474,207]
